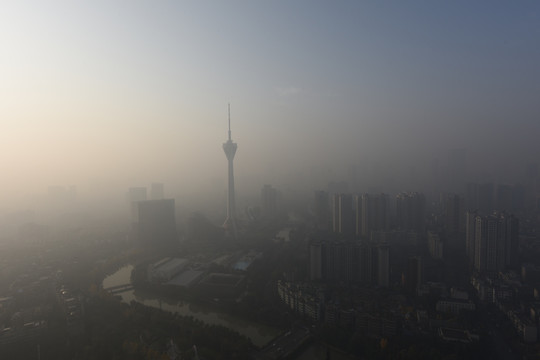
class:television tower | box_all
[223,104,238,238]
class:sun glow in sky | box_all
[1,1,539,206]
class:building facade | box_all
[466,212,519,272]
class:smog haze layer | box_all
[1,1,539,211]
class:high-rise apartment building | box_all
[443,193,464,235]
[310,243,323,281]
[377,244,390,288]
[310,241,374,284]
[332,194,354,236]
[466,212,519,272]
[127,187,148,222]
[355,193,389,238]
[465,211,478,267]
[428,231,444,259]
[404,256,422,294]
[396,192,426,234]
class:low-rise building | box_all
[438,328,479,343]
[436,299,475,314]
[508,310,538,343]
[277,281,322,322]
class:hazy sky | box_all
[1,1,539,205]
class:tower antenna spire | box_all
[228,103,231,140]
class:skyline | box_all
[1,1,539,208]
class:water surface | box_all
[103,265,280,347]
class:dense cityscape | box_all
[2,1,540,359]
[1,110,540,359]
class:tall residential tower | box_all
[223,105,238,238]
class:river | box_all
[103,265,280,347]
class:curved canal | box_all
[103,265,280,347]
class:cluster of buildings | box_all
[309,191,431,295]
[401,283,485,345]
[313,192,425,238]
[277,281,321,322]
[309,189,434,295]
[291,170,540,352]
[471,270,540,343]
[277,280,398,337]
[0,316,46,347]
[465,211,519,273]
[0,265,59,346]
[435,297,475,314]
[309,241,390,287]
[126,184,178,251]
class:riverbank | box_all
[103,265,281,347]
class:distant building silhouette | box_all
[396,192,426,234]
[442,193,464,236]
[186,212,224,243]
[377,244,390,288]
[151,183,164,200]
[332,194,354,236]
[127,187,147,202]
[261,184,278,220]
[465,210,478,268]
[127,187,147,221]
[355,193,390,239]
[428,231,444,259]
[466,211,519,272]
[136,199,178,250]
[309,243,323,281]
[403,256,422,295]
